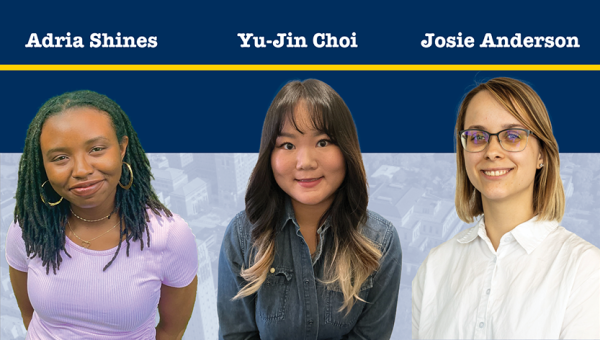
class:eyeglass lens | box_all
[461,130,528,152]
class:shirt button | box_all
[304,279,309,285]
[479,322,484,328]
[270,268,275,274]
[486,289,490,295]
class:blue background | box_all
[1,1,599,152]
[0,71,597,152]
[1,1,598,65]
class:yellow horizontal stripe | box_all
[0,65,599,71]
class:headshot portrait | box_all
[412,77,600,339]
[217,79,402,340]
[5,90,199,339]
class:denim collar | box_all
[280,196,331,233]
[457,215,560,254]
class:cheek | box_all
[463,154,479,182]
[104,156,123,176]
[42,163,68,192]
[270,151,291,180]
[514,154,538,184]
[325,149,346,182]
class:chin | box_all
[478,187,515,202]
[292,195,330,207]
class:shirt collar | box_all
[510,216,559,254]
[457,218,483,244]
[457,215,560,254]
[280,197,297,231]
[280,196,331,233]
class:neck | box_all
[70,196,116,222]
[481,193,535,250]
[291,197,333,231]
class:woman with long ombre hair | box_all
[217,79,402,340]
[412,77,600,339]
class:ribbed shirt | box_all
[5,210,199,340]
[412,216,600,339]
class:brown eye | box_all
[52,155,68,162]
[317,140,330,147]
[281,143,294,150]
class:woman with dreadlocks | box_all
[5,90,199,340]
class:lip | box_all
[70,180,105,197]
[480,168,513,179]
[295,177,323,188]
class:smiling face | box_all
[39,107,128,215]
[271,103,346,213]
[463,90,543,208]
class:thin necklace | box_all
[70,208,111,223]
[68,220,120,249]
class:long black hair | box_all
[14,90,171,274]
[236,79,381,312]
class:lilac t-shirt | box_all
[5,210,198,340]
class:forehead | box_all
[464,91,524,129]
[40,107,117,147]
[280,102,319,133]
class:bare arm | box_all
[156,276,198,340]
[9,266,34,329]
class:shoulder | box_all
[553,225,600,264]
[5,221,29,272]
[7,220,23,238]
[362,210,399,253]
[6,221,24,246]
[222,210,253,255]
[145,209,195,248]
[424,223,478,265]
[146,209,188,232]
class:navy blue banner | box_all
[1,2,599,65]
[1,2,599,152]
[0,71,596,153]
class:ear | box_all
[537,148,544,169]
[119,136,129,161]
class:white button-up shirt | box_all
[412,216,600,339]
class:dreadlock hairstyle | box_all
[14,90,171,274]
[234,79,382,313]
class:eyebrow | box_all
[278,130,328,138]
[466,123,526,130]
[85,136,111,144]
[45,136,111,157]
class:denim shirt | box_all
[217,200,402,340]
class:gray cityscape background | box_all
[1,153,599,340]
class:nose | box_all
[484,134,504,160]
[72,155,94,179]
[296,147,318,170]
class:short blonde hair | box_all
[455,77,565,223]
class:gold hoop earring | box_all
[40,181,63,206]
[119,162,134,190]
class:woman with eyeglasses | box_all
[412,77,600,339]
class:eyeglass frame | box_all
[458,128,534,153]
